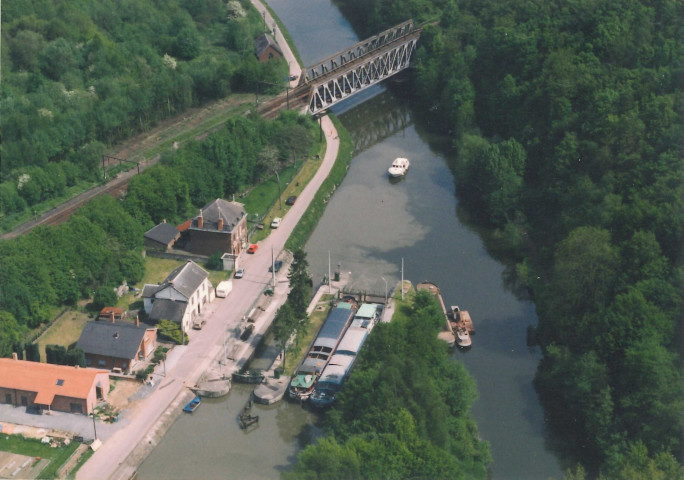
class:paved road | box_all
[76,119,339,480]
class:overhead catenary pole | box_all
[272,247,276,287]
[328,251,331,293]
[401,257,404,300]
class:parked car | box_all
[247,244,258,254]
[193,318,206,330]
[286,195,297,206]
[269,260,283,273]
[240,324,255,340]
[270,217,282,228]
[234,268,245,279]
[289,74,298,81]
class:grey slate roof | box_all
[144,222,180,245]
[141,284,163,299]
[255,33,283,57]
[149,299,187,323]
[164,261,208,299]
[191,199,246,233]
[77,321,154,360]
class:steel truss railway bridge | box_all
[259,20,421,118]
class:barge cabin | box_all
[289,303,355,400]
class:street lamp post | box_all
[91,413,98,440]
[381,277,388,305]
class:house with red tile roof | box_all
[0,356,109,415]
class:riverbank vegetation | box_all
[339,0,683,476]
[272,249,314,375]
[0,0,287,230]
[285,289,490,479]
[286,115,355,252]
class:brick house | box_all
[187,199,247,256]
[255,33,283,62]
[77,318,157,374]
[142,260,214,333]
[0,356,109,415]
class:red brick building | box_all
[187,199,247,256]
[0,357,109,415]
[77,318,157,374]
[255,33,283,62]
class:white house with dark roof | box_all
[187,198,247,256]
[142,260,214,332]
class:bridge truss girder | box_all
[307,37,418,115]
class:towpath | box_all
[76,12,336,474]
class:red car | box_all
[247,244,258,254]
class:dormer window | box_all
[56,379,64,386]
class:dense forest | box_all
[0,108,317,350]
[285,291,490,479]
[0,0,286,226]
[338,0,684,477]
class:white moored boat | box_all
[388,157,410,177]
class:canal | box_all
[138,1,564,479]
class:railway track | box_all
[2,87,311,240]
[1,157,158,239]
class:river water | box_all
[138,1,564,479]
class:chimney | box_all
[110,312,115,323]
[12,353,17,361]
[198,210,204,229]
[135,315,140,327]
[218,217,224,230]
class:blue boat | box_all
[183,396,201,413]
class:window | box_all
[5,394,11,404]
[20,396,27,406]
[98,360,106,367]
[56,379,64,386]
[70,403,83,413]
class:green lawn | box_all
[0,435,79,479]
[283,294,334,376]
[35,309,92,361]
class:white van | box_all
[216,280,233,298]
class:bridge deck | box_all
[258,19,421,118]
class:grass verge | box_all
[283,294,335,376]
[68,449,94,479]
[285,114,354,252]
[35,309,92,361]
